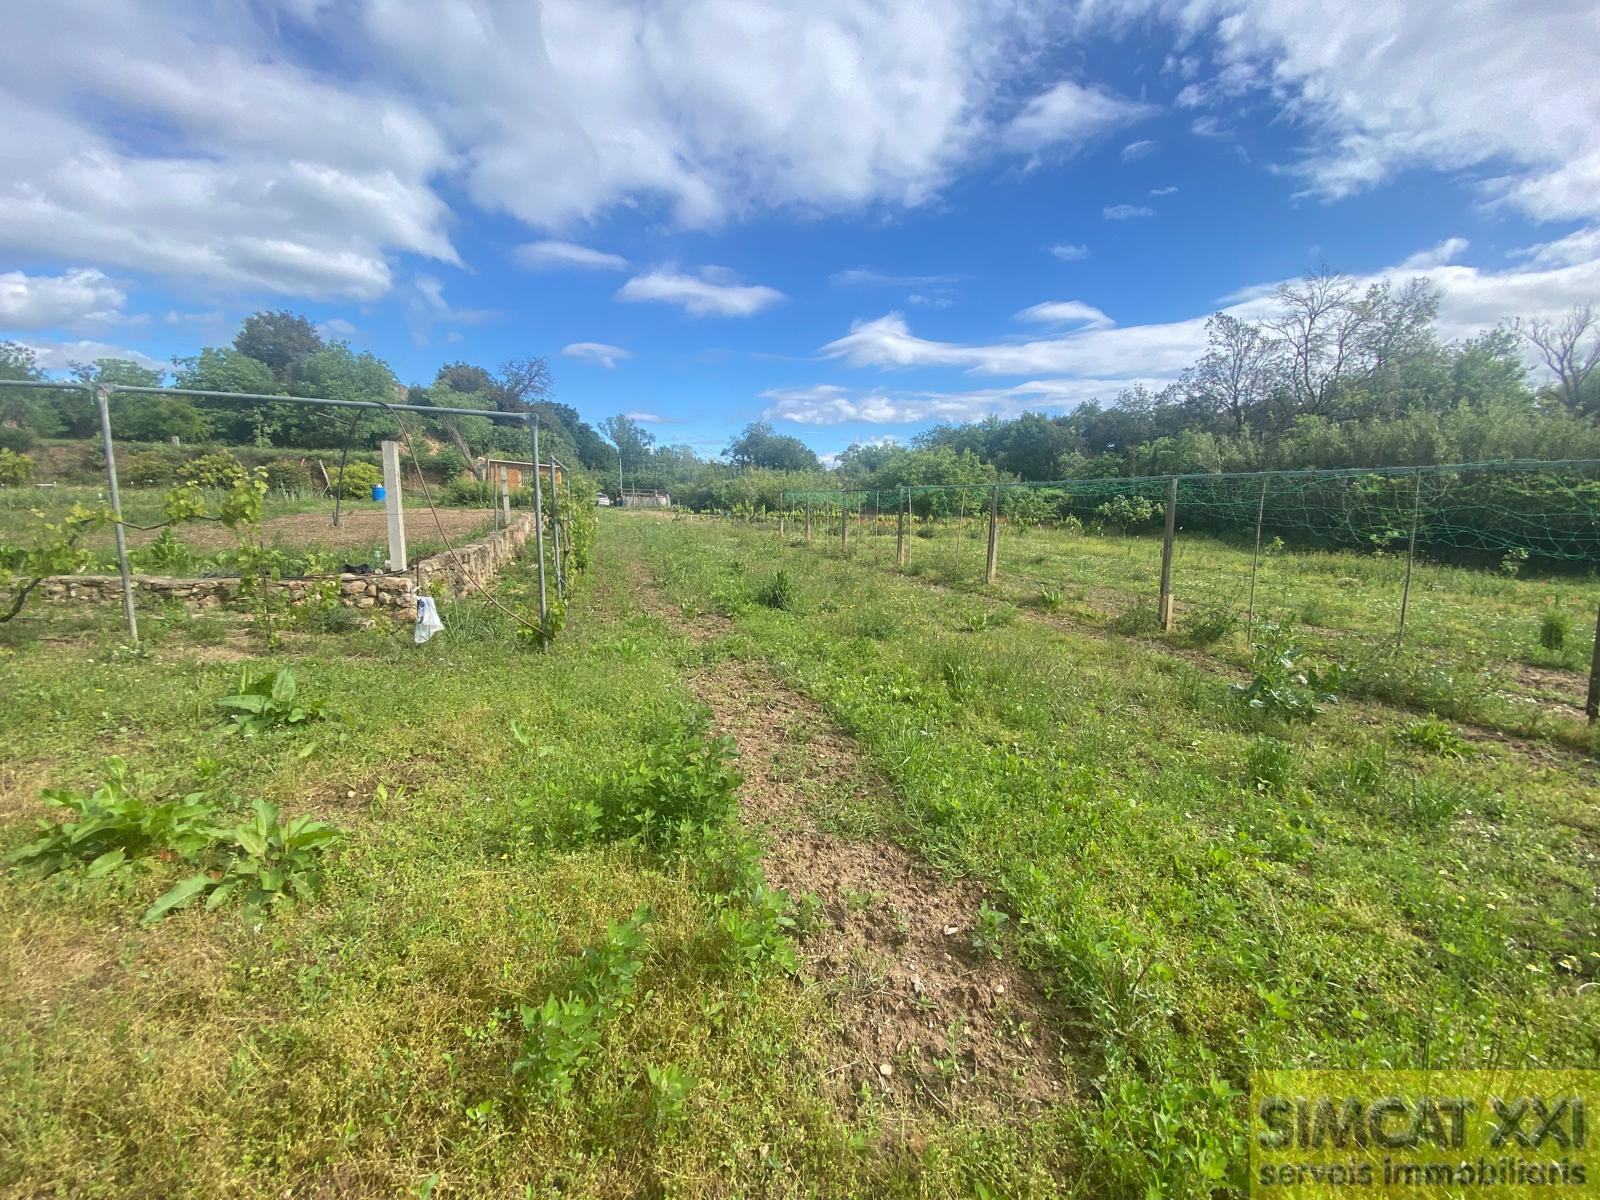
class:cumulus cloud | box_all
[1165,0,1600,220]
[513,241,629,272]
[762,377,1169,426]
[819,238,1600,383]
[561,341,632,368]
[0,268,128,330]
[1150,185,1179,196]
[1048,243,1090,261]
[616,267,784,317]
[1003,80,1156,155]
[21,339,165,372]
[1014,300,1115,329]
[1399,237,1470,270]
[1103,204,1155,220]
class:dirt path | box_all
[622,558,1081,1116]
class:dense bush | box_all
[0,426,36,453]
[263,459,310,493]
[332,460,382,499]
[185,450,246,488]
[0,447,36,486]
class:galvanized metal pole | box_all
[840,497,848,553]
[94,384,137,643]
[1158,476,1178,632]
[1397,471,1423,648]
[528,414,548,635]
[984,484,999,585]
[896,486,907,567]
[804,503,812,544]
[1244,475,1268,643]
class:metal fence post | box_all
[94,383,138,643]
[896,487,907,567]
[804,503,812,544]
[528,414,548,636]
[984,484,999,585]
[1397,471,1423,648]
[1245,475,1268,643]
[840,497,848,553]
[1158,476,1178,632]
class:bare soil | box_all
[624,558,1082,1115]
[105,507,492,555]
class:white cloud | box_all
[762,378,1167,426]
[831,267,963,287]
[513,241,629,272]
[1121,139,1158,162]
[1103,204,1155,220]
[1150,185,1179,196]
[0,268,128,330]
[22,339,165,372]
[561,341,632,368]
[1015,300,1115,329]
[819,238,1600,383]
[1399,237,1470,271]
[1165,0,1600,220]
[625,410,668,423]
[1003,81,1156,154]
[316,317,360,341]
[1048,243,1091,261]
[616,267,784,317]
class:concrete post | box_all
[381,439,407,572]
[896,487,907,567]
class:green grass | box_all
[804,512,1599,736]
[613,513,1600,1195]
[2,511,1596,1198]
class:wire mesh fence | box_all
[779,460,1600,721]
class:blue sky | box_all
[2,1,1597,461]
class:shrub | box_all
[1182,604,1239,645]
[417,447,467,480]
[184,449,246,488]
[214,666,325,735]
[331,460,382,499]
[0,447,36,486]
[130,528,194,574]
[0,425,37,452]
[1539,609,1570,651]
[263,459,309,494]
[1094,493,1158,533]
[121,449,181,486]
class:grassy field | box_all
[787,511,1600,740]
[1,510,1597,1197]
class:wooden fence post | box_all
[1586,600,1600,722]
[1245,476,1267,643]
[984,484,999,585]
[1157,476,1177,631]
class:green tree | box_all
[233,311,324,381]
[724,420,819,471]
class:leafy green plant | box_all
[215,666,324,735]
[131,527,194,574]
[331,460,382,499]
[1539,608,1570,651]
[715,885,798,975]
[645,1063,697,1129]
[1230,625,1338,722]
[513,907,652,1097]
[1499,547,1529,577]
[144,799,343,924]
[1037,587,1065,612]
[1093,493,1158,534]
[5,758,217,878]
[1243,736,1297,794]
[1395,717,1472,759]
[1182,604,1239,645]
[185,450,245,489]
[754,568,799,611]
[0,447,37,486]
[597,723,740,852]
[971,900,1010,959]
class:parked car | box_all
[596,493,612,506]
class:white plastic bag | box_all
[414,595,445,644]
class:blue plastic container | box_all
[371,484,386,501]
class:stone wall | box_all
[26,512,538,622]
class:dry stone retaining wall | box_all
[28,513,537,622]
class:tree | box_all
[724,420,820,471]
[233,311,324,380]
[173,348,283,444]
[1187,313,1276,431]
[1520,304,1600,414]
[600,414,656,493]
[496,357,554,411]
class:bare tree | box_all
[1269,267,1440,416]
[496,356,553,411]
[1520,304,1600,411]
[1189,313,1276,430]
